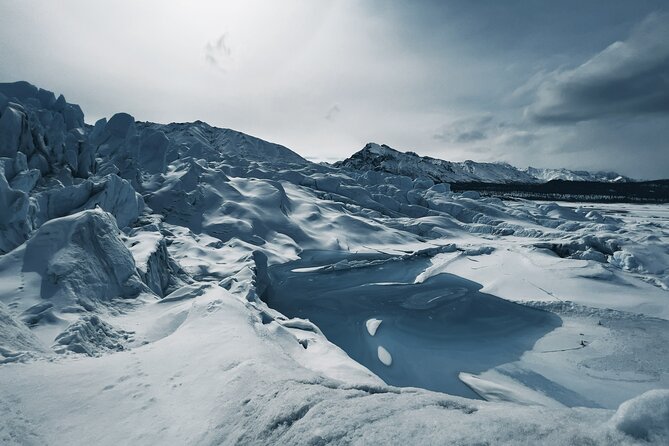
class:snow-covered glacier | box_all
[1,81,668,445]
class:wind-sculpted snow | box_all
[1,81,668,445]
[53,315,134,356]
[34,174,144,228]
[0,210,146,339]
[0,301,47,363]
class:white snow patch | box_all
[378,345,393,366]
[611,389,669,442]
[459,371,564,408]
[366,318,382,336]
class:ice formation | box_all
[1,81,668,445]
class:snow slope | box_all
[335,142,632,184]
[1,81,668,445]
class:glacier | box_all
[1,81,668,445]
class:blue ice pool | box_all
[264,251,561,398]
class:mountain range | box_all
[335,143,630,184]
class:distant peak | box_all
[336,142,629,184]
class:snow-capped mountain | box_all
[1,81,668,445]
[335,143,631,184]
[524,166,630,183]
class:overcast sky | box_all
[1,0,667,178]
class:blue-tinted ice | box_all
[265,251,561,398]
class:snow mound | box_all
[159,283,208,304]
[53,315,133,356]
[18,209,146,319]
[611,389,669,442]
[459,371,564,407]
[0,302,47,363]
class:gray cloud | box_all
[501,129,539,147]
[528,12,669,124]
[205,33,232,71]
[434,115,493,143]
[454,130,486,143]
[325,105,340,121]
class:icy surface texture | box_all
[0,81,668,445]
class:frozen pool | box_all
[264,251,561,398]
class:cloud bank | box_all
[528,12,669,124]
